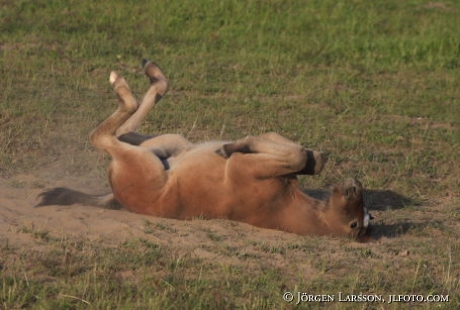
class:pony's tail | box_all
[35,188,121,209]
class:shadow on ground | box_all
[365,189,416,211]
[304,188,415,211]
[367,220,443,240]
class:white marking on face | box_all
[363,207,370,228]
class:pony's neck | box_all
[277,190,329,236]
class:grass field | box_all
[1,0,459,309]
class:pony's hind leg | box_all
[90,72,138,153]
[116,59,169,136]
[91,69,168,215]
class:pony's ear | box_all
[329,178,364,212]
[344,178,363,200]
[328,184,348,213]
[331,178,362,192]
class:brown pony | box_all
[37,59,372,241]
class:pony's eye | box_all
[350,221,358,229]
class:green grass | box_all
[1,0,460,309]
[2,227,459,309]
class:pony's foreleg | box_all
[217,135,326,176]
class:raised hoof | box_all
[109,71,120,85]
[142,58,169,96]
[142,59,160,81]
[299,150,327,175]
[108,72,138,113]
